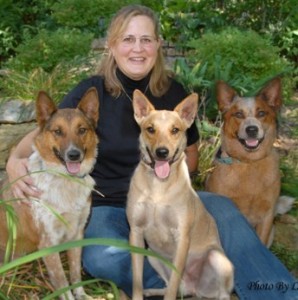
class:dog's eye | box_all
[53,129,62,136]
[257,111,266,118]
[171,127,180,134]
[78,127,87,135]
[234,111,244,119]
[146,126,155,134]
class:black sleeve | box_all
[59,76,103,109]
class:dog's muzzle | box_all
[143,147,179,179]
[53,147,84,175]
[238,125,264,151]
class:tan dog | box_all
[0,88,99,300]
[205,78,285,247]
[127,90,234,300]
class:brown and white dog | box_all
[0,88,99,300]
[127,90,234,300]
[205,78,292,247]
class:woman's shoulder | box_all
[60,75,104,108]
[163,77,188,104]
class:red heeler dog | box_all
[206,78,293,247]
[0,88,99,300]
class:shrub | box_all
[175,28,294,119]
[4,28,94,73]
[0,53,101,103]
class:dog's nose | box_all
[156,147,169,159]
[67,149,81,161]
[246,126,258,138]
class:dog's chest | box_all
[28,159,94,244]
[136,199,184,253]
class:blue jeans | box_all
[82,192,298,299]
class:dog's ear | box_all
[216,81,237,112]
[174,93,199,128]
[78,87,99,127]
[257,77,282,110]
[132,89,155,124]
[36,91,57,128]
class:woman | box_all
[6,5,297,300]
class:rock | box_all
[0,99,36,123]
[0,122,37,169]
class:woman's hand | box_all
[6,156,41,201]
[5,128,41,201]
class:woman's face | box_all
[110,15,160,80]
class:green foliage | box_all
[188,28,292,87]
[51,0,163,36]
[0,53,100,103]
[51,0,135,35]
[175,28,294,119]
[161,0,297,66]
[5,28,94,73]
[271,242,298,273]
[0,0,57,63]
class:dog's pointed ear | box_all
[36,91,57,128]
[257,77,282,110]
[132,89,155,124]
[174,93,199,128]
[78,87,99,127]
[216,81,237,112]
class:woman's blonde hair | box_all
[98,4,172,97]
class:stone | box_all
[0,122,37,169]
[0,99,36,123]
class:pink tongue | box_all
[66,162,81,175]
[154,160,170,179]
[245,139,259,147]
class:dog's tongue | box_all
[245,139,259,148]
[66,162,81,175]
[154,160,170,179]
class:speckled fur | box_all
[0,88,99,300]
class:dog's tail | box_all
[275,195,295,215]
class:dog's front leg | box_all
[130,226,145,300]
[42,252,75,300]
[165,231,190,300]
[67,246,93,300]
[256,213,275,247]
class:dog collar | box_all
[215,148,240,165]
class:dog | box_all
[0,88,99,300]
[205,78,291,247]
[126,90,234,300]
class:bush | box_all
[4,28,94,73]
[175,28,294,119]
[0,53,101,103]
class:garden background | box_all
[0,0,297,299]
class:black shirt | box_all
[60,70,199,207]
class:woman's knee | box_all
[82,243,131,279]
[198,191,241,220]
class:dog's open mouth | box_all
[65,161,81,175]
[238,137,264,150]
[154,160,170,179]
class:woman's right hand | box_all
[6,156,41,201]
[5,129,41,201]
